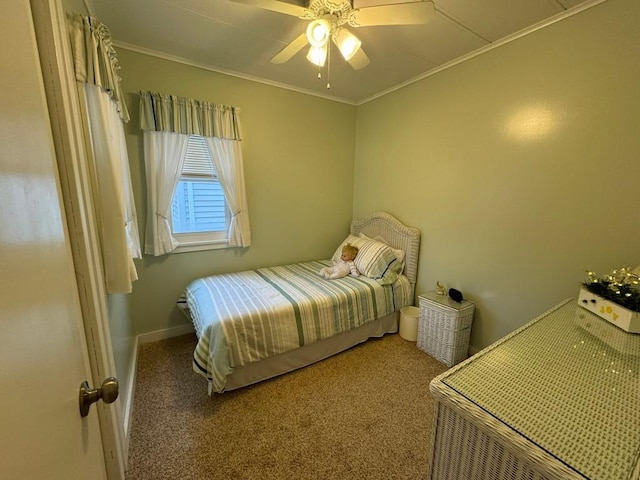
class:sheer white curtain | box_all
[142,130,189,255]
[204,137,251,247]
[68,14,141,294]
[139,90,251,255]
[81,84,140,293]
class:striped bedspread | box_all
[186,260,412,393]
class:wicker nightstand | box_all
[417,291,475,367]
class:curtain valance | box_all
[67,14,129,122]
[139,91,242,141]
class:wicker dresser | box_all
[417,291,475,366]
[427,299,640,480]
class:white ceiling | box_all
[87,0,597,104]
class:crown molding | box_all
[357,0,607,105]
[112,41,357,106]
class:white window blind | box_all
[171,135,228,236]
[182,135,215,178]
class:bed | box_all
[181,212,421,394]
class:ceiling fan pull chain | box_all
[326,43,331,89]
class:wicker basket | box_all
[418,292,475,367]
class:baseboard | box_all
[122,335,138,445]
[122,324,194,466]
[137,323,195,345]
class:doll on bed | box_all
[319,243,360,280]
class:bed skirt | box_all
[222,310,398,391]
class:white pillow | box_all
[331,234,361,263]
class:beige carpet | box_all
[125,333,448,480]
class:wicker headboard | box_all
[350,212,421,288]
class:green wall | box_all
[117,50,356,334]
[353,0,640,349]
[117,0,639,353]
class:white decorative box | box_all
[577,287,640,334]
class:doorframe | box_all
[30,1,127,479]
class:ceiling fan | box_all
[230,0,435,71]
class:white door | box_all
[0,1,108,479]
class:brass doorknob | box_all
[79,377,119,417]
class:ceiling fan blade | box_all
[229,0,307,17]
[350,1,435,27]
[271,32,308,64]
[347,47,369,70]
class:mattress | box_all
[186,259,413,393]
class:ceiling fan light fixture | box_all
[334,28,361,61]
[306,19,330,48]
[306,44,328,67]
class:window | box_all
[170,135,229,250]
